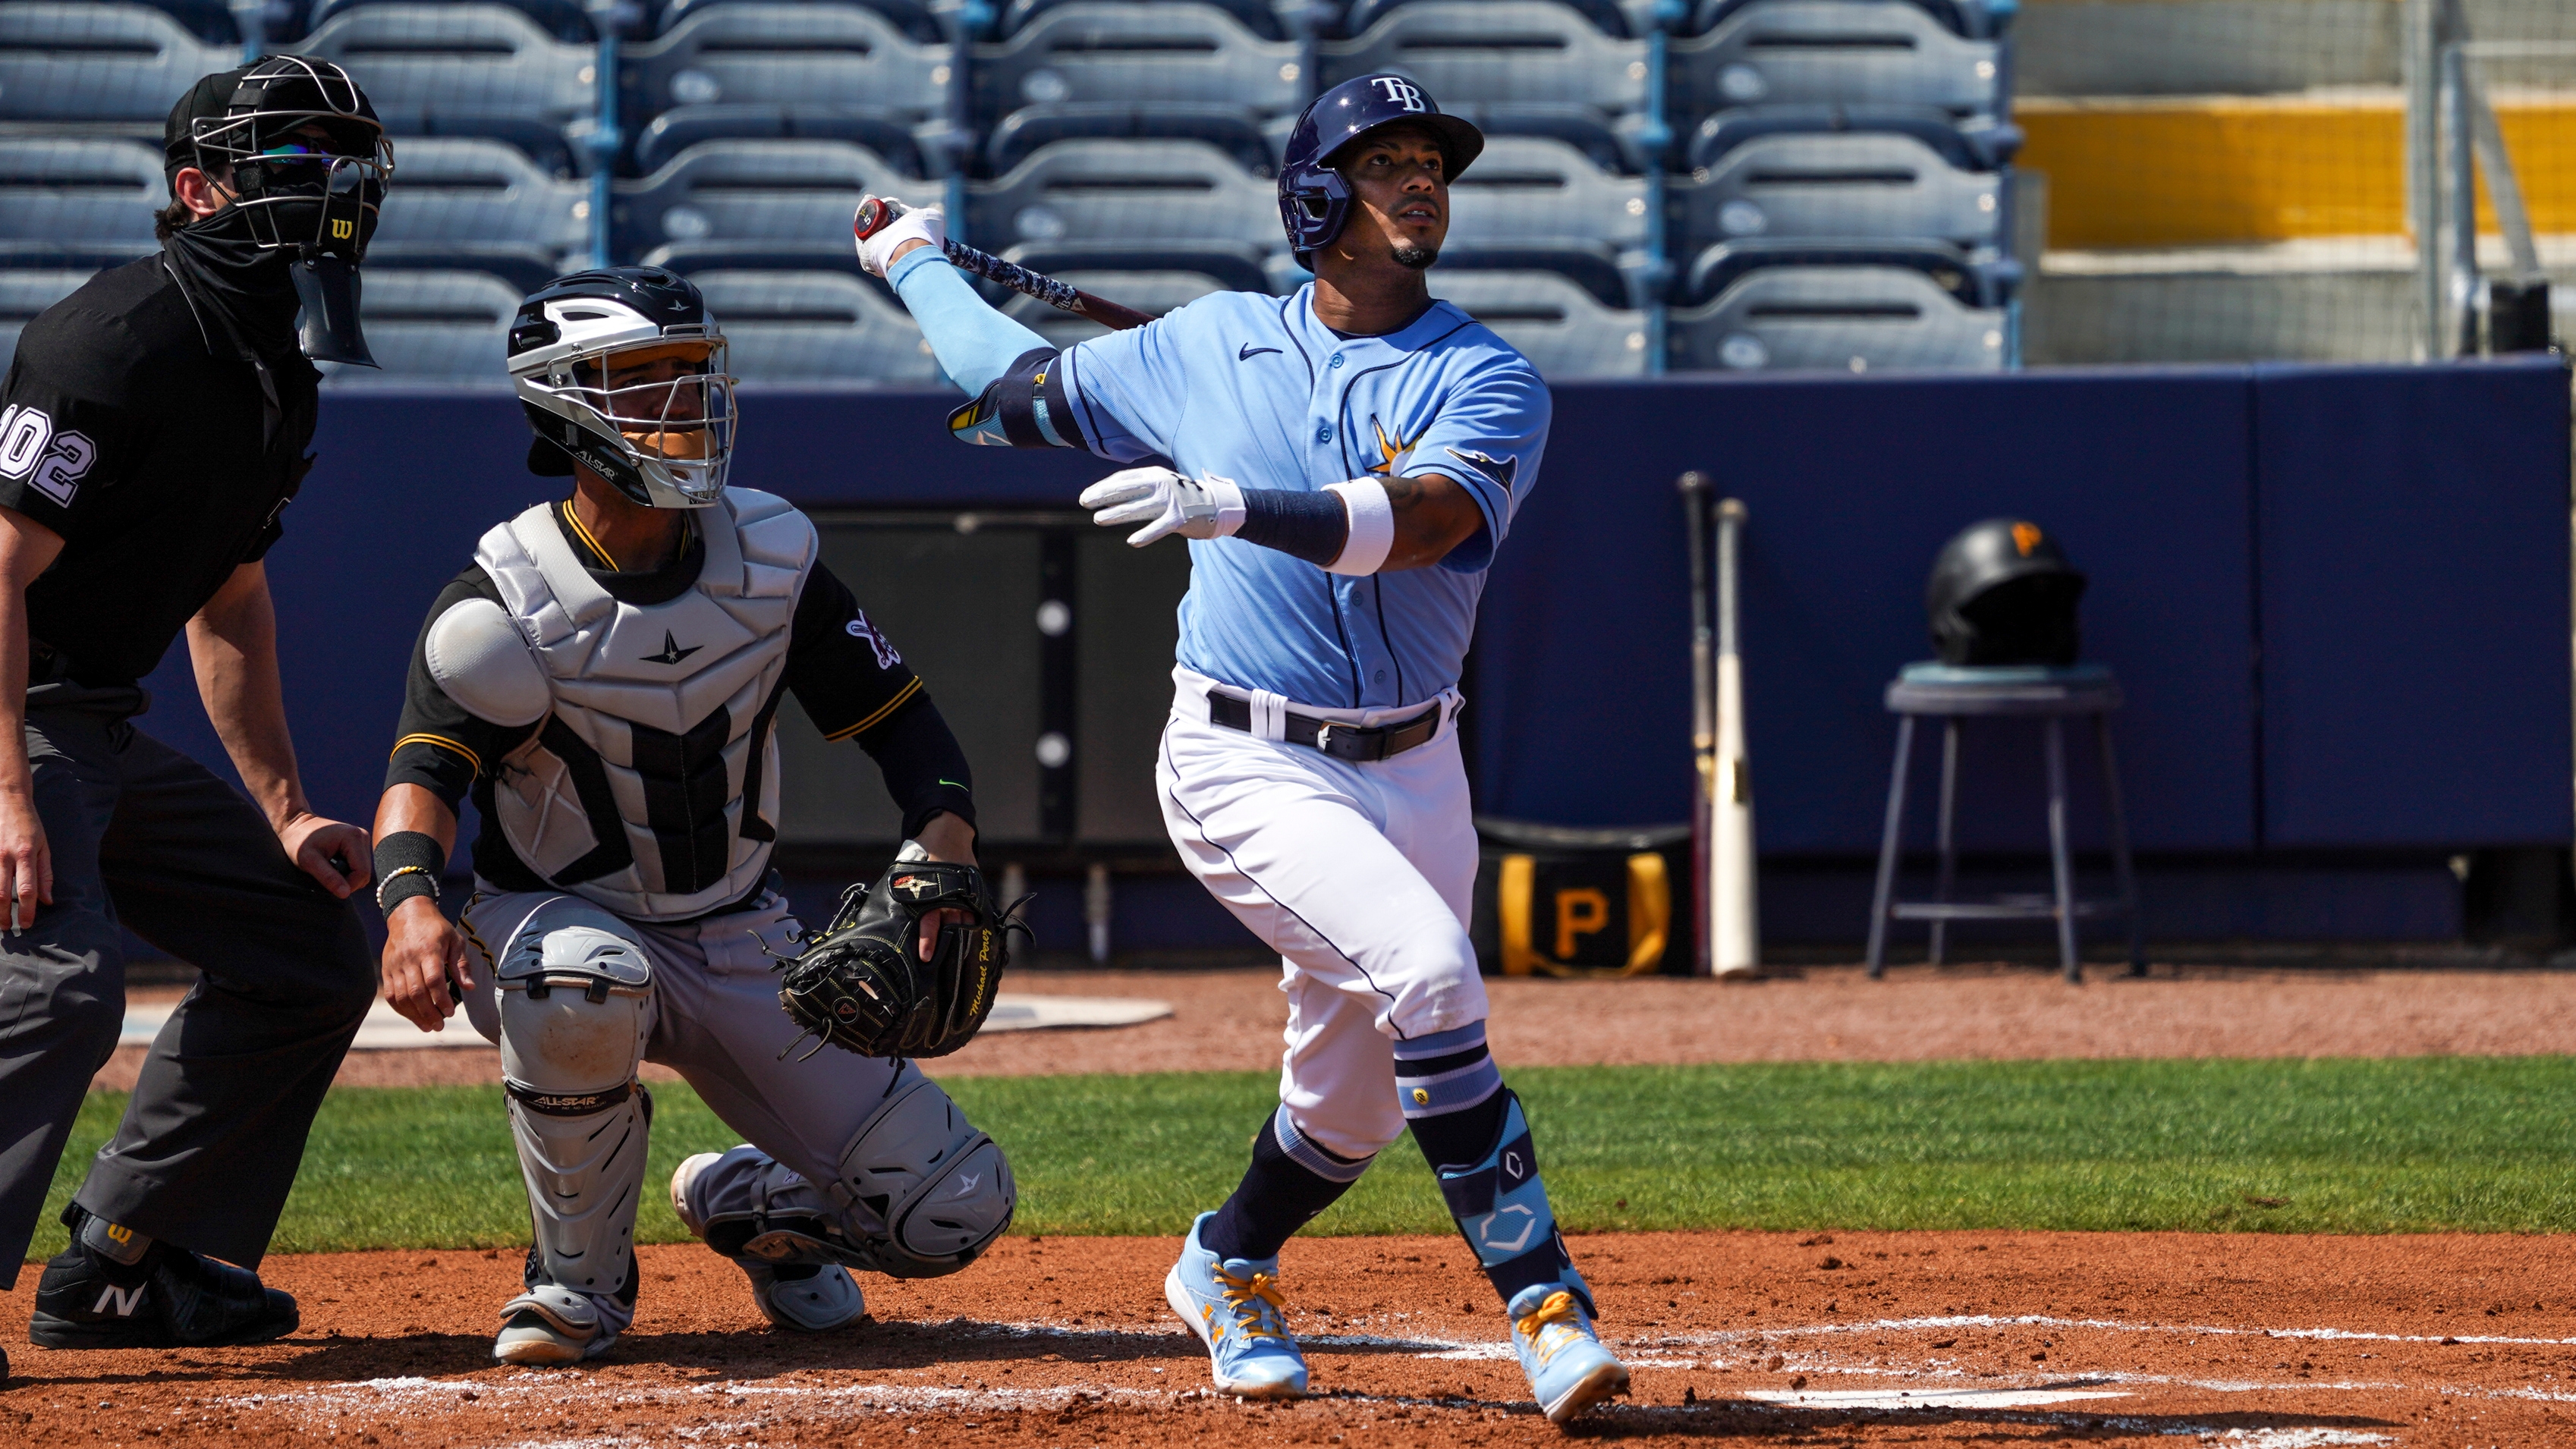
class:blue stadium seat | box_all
[0,138,164,245]
[655,0,943,46]
[1335,0,1630,41]
[0,5,239,123]
[376,108,588,177]
[984,103,1275,179]
[0,266,98,363]
[1437,244,1629,308]
[302,5,598,124]
[615,140,939,255]
[1669,262,2003,372]
[638,238,871,278]
[1670,2,2002,116]
[370,137,591,252]
[973,4,1302,121]
[1319,2,1647,112]
[118,0,250,46]
[627,4,948,121]
[1674,132,2002,252]
[688,269,942,383]
[1690,0,2007,41]
[999,0,1284,42]
[1679,237,2016,308]
[362,241,564,295]
[964,138,1279,250]
[1002,240,1274,294]
[308,0,599,43]
[631,104,928,178]
[1448,102,1638,174]
[322,267,521,382]
[1428,269,1646,377]
[1688,104,2021,175]
[1445,137,1647,251]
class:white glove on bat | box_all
[855,199,945,279]
[1079,467,1246,548]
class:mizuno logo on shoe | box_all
[93,1283,146,1317]
[1238,344,1281,361]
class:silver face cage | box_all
[184,56,393,259]
[538,335,740,507]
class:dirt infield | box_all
[8,1229,2572,1445]
[92,960,2576,1091]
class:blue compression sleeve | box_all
[889,246,1054,397]
[1238,489,1349,567]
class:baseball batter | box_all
[371,267,1014,1365]
[859,74,1628,1422]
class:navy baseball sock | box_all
[1202,1106,1373,1262]
[1400,1024,1593,1314]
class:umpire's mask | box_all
[166,56,392,366]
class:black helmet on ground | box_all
[1925,518,2087,667]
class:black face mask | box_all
[162,199,376,368]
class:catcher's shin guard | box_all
[1433,1091,1596,1316]
[835,1073,1015,1276]
[495,919,655,1351]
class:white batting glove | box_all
[1079,467,1247,548]
[855,198,946,279]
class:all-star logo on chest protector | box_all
[473,489,817,921]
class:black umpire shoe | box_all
[28,1208,297,1350]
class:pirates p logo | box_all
[332,218,354,240]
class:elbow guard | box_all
[946,347,1072,448]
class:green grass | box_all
[34,1057,2576,1259]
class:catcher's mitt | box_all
[773,857,1027,1060]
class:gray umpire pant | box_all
[0,683,376,1289]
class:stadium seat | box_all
[689,269,942,383]
[0,5,238,123]
[972,4,1302,121]
[1004,239,1274,294]
[369,137,592,252]
[118,0,250,46]
[615,140,939,255]
[984,103,1275,179]
[639,238,868,277]
[631,104,929,178]
[1428,268,1647,377]
[0,267,102,363]
[308,0,598,43]
[626,5,948,121]
[1319,2,1648,113]
[375,109,588,178]
[301,5,598,124]
[1669,262,2004,372]
[999,265,1231,347]
[362,241,564,295]
[965,139,1279,250]
[1438,244,1630,308]
[999,0,1284,42]
[1336,0,1630,40]
[1688,104,2021,176]
[655,0,944,46]
[0,138,165,245]
[1680,237,2015,308]
[1669,2,2002,117]
[1673,133,2002,252]
[1448,102,1639,174]
[1690,0,2005,41]
[314,268,519,382]
[1444,137,1648,252]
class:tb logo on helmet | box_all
[1370,76,1426,112]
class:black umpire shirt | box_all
[0,255,318,687]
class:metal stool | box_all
[1864,663,2144,982]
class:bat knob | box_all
[853,195,901,240]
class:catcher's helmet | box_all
[507,266,738,510]
[1278,74,1483,261]
[1925,518,2087,667]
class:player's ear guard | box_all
[947,347,1071,449]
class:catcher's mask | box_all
[1925,517,2087,667]
[507,266,738,510]
[168,56,392,366]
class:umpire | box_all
[0,58,392,1354]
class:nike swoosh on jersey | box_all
[1237,344,1282,360]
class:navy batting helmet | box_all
[1278,74,1484,259]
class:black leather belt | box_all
[1206,691,1443,762]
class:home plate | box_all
[1741,1387,2131,1411]
[120,993,1173,1050]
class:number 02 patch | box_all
[0,404,96,506]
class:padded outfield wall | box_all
[129,357,2572,946]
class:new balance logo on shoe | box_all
[92,1283,146,1317]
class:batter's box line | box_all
[1621,1312,2576,1351]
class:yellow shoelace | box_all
[1514,1290,1586,1365]
[1208,1265,1289,1341]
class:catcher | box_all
[370,266,1018,1366]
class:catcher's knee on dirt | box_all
[495,915,655,1305]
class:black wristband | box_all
[1237,487,1349,567]
[374,831,445,913]
[378,869,440,913]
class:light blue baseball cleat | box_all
[1162,1211,1309,1399]
[1507,1282,1630,1424]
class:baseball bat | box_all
[1712,497,1760,977]
[854,196,1156,332]
[1678,471,1716,978]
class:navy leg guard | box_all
[1431,1089,1594,1315]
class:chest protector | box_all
[474,489,816,921]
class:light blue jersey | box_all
[1056,286,1549,711]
